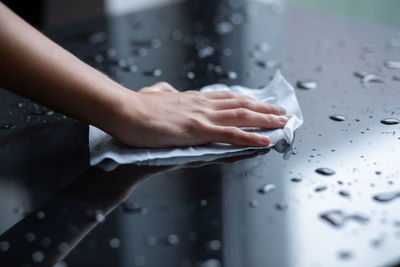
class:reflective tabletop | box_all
[1,1,400,266]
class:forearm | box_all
[0,3,288,149]
[0,3,131,129]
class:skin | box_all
[0,3,287,148]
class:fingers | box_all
[206,126,271,147]
[210,108,288,129]
[201,91,238,100]
[212,98,285,115]
[201,91,285,115]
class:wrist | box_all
[95,86,141,137]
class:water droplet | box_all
[319,210,369,228]
[256,60,280,69]
[107,48,117,58]
[172,30,183,40]
[206,240,221,251]
[354,72,384,84]
[227,71,237,80]
[127,65,138,72]
[315,185,327,192]
[143,68,162,77]
[370,238,383,248]
[296,80,317,90]
[291,177,302,183]
[93,210,105,223]
[249,200,259,208]
[315,167,336,176]
[120,201,143,213]
[230,12,244,25]
[338,250,353,260]
[36,211,45,220]
[380,118,400,125]
[186,72,195,80]
[255,42,270,52]
[329,115,347,122]
[338,190,350,198]
[0,124,15,130]
[118,58,127,68]
[109,238,121,249]
[89,31,106,44]
[216,22,233,34]
[151,38,162,48]
[200,199,208,206]
[134,254,146,266]
[146,236,157,247]
[214,65,223,74]
[198,46,215,58]
[26,232,36,243]
[94,54,104,64]
[394,75,400,81]
[32,251,45,263]
[384,60,400,70]
[258,184,276,194]
[372,190,400,203]
[223,48,232,57]
[167,234,180,245]
[133,48,148,57]
[29,109,50,115]
[275,202,288,211]
[0,241,10,252]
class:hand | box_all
[106,82,288,148]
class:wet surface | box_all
[1,0,400,266]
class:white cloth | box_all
[89,70,303,170]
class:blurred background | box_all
[3,0,400,29]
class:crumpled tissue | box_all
[89,70,303,170]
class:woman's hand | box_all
[0,3,287,149]
[105,82,287,148]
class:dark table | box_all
[1,1,400,266]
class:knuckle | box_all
[155,81,169,88]
[186,90,200,96]
[140,86,150,91]
[185,116,206,131]
[237,98,251,108]
[223,91,235,98]
[263,115,274,124]
[267,115,282,125]
[235,108,250,119]
[191,107,209,117]
[222,127,239,138]
[193,96,210,106]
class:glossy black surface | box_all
[1,1,400,266]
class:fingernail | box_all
[259,136,270,146]
[278,107,286,114]
[279,116,288,124]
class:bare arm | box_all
[0,3,287,148]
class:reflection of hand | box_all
[106,82,287,149]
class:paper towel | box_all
[89,70,303,169]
